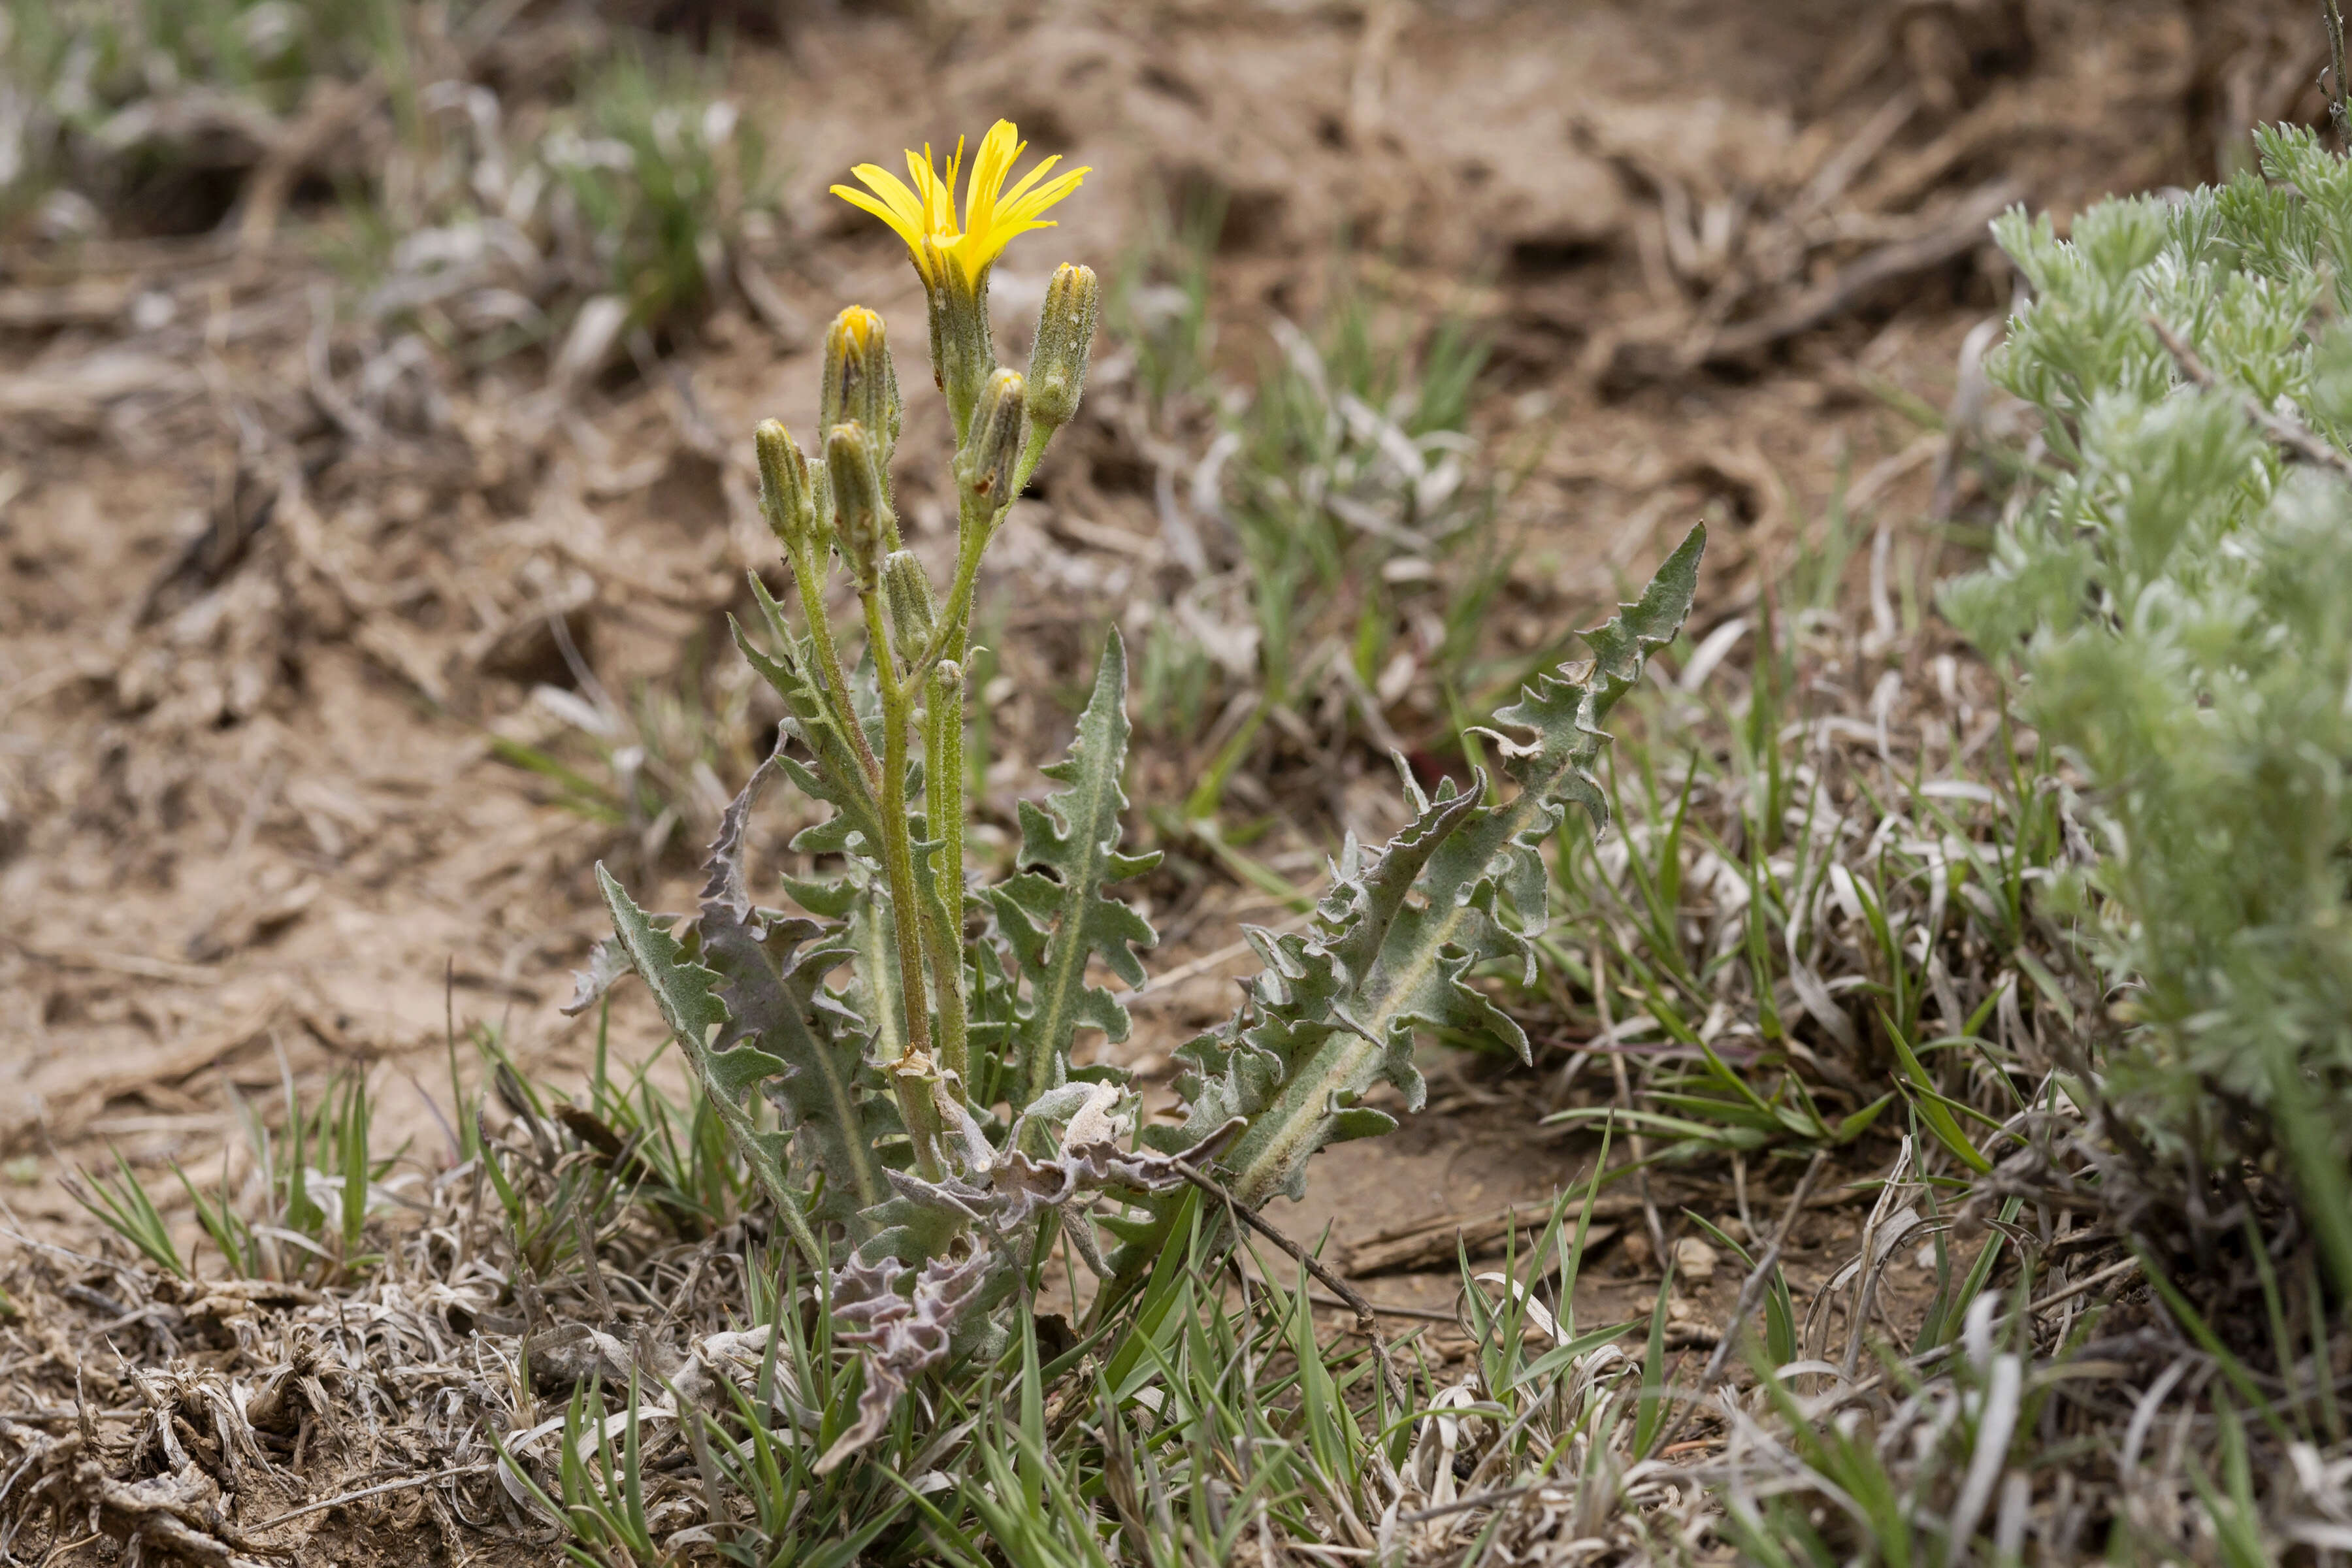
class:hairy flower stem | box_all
[786,536,885,796]
[924,659,970,1086]
[904,487,1019,1097]
[1011,425,1050,501]
[942,412,1054,642]
[915,894,969,1101]
[924,493,1011,679]
[860,588,945,1177]
[882,485,998,1100]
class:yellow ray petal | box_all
[904,143,954,238]
[834,187,932,283]
[835,122,1087,289]
[996,152,1063,211]
[842,163,924,227]
[1000,165,1087,230]
[832,186,923,253]
[964,120,1024,233]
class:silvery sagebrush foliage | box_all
[1945,123,2352,1292]
[576,119,1705,1469]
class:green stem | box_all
[900,453,1049,1096]
[1011,419,1051,500]
[898,491,1003,1105]
[939,425,1049,662]
[892,1060,948,1185]
[860,590,943,1177]
[921,491,1010,679]
[924,660,970,1088]
[789,538,885,795]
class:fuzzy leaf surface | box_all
[734,575,886,864]
[696,753,889,1224]
[595,862,808,1232]
[1145,525,1705,1214]
[987,630,1160,1110]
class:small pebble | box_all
[1673,1235,1719,1284]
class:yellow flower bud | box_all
[820,306,902,464]
[962,368,1024,508]
[1025,263,1098,434]
[826,421,889,588]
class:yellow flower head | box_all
[834,304,884,352]
[831,120,1088,291]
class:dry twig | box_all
[2145,310,2352,481]
[1646,1150,1828,1459]
[1170,1157,1416,1420]
[1704,183,2021,361]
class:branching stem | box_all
[2145,310,2352,482]
[2328,0,2351,152]
[929,434,1043,670]
[919,492,1009,682]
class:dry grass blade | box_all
[1650,1149,1828,1458]
[1335,1197,1634,1278]
[1170,1156,1415,1421]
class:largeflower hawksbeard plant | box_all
[583,118,1707,1471]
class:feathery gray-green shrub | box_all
[1946,124,2352,1290]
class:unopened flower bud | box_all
[962,368,1024,508]
[882,549,938,657]
[819,306,902,463]
[825,421,889,587]
[1024,263,1098,434]
[755,419,819,552]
